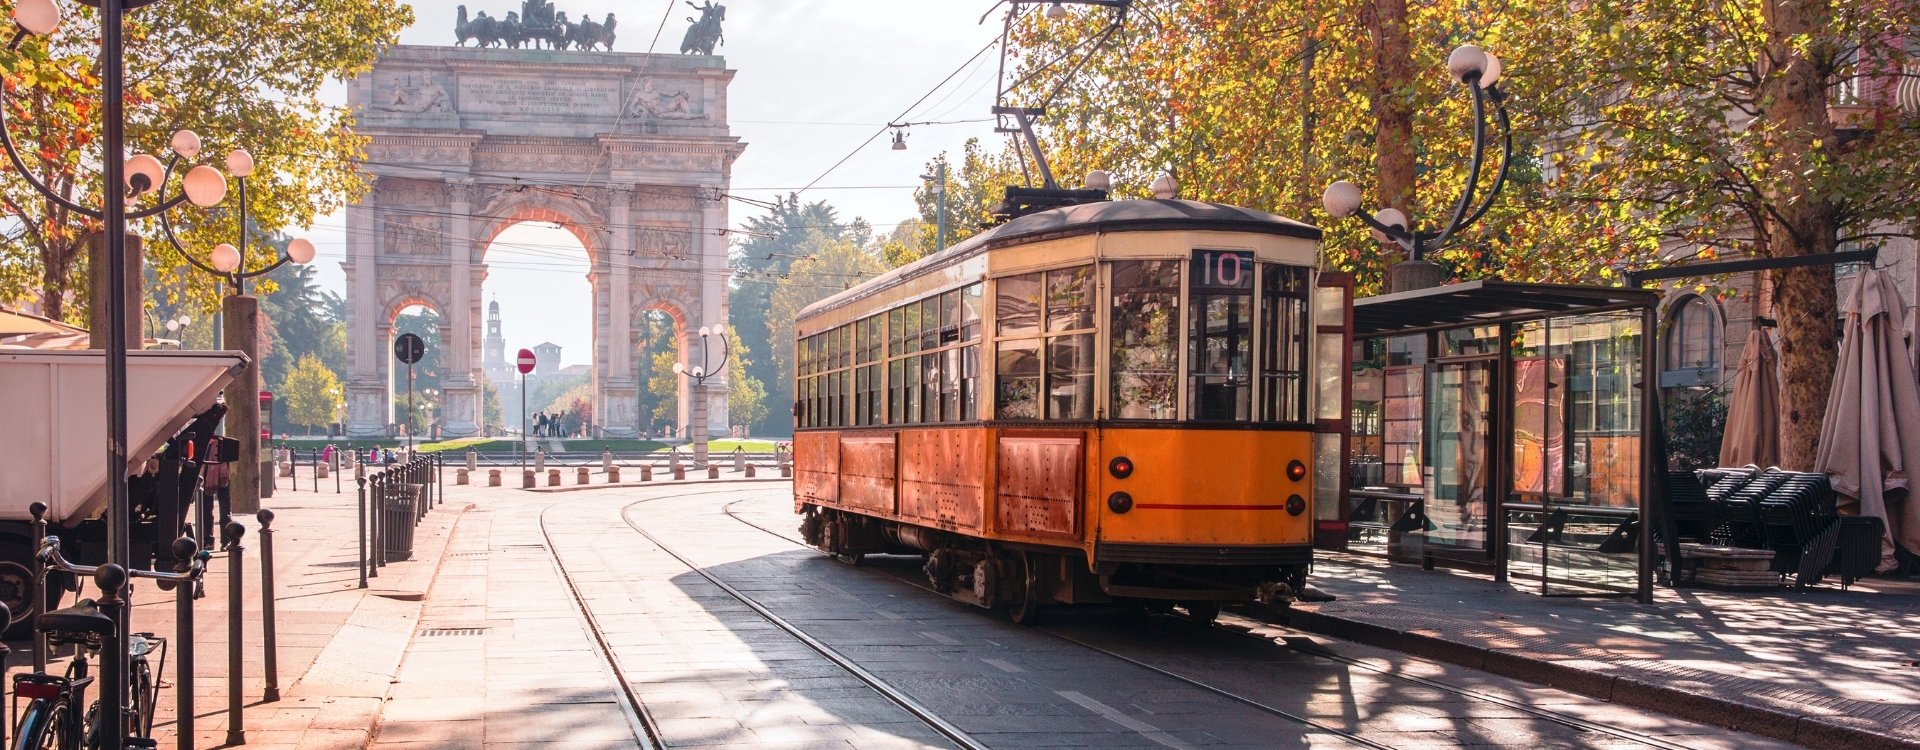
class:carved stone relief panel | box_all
[381,213,449,257]
[366,138,472,166]
[625,77,709,122]
[631,222,696,263]
[635,185,704,212]
[371,73,455,115]
[378,178,447,207]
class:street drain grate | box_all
[444,552,487,558]
[417,627,487,637]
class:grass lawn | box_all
[707,438,782,452]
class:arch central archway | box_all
[339,44,744,439]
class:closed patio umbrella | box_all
[1719,328,1781,468]
[1815,267,1920,570]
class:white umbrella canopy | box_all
[1720,328,1781,469]
[1815,267,1920,571]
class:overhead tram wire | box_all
[795,34,1002,197]
[645,0,677,54]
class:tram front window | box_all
[1189,250,1254,421]
[1109,260,1181,420]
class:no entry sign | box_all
[393,332,426,364]
[516,348,537,374]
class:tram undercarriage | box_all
[799,506,1311,624]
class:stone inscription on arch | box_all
[341,44,745,438]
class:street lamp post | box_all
[671,324,729,470]
[0,0,249,745]
[164,314,191,349]
[155,149,318,514]
[1321,44,1514,293]
[921,162,948,251]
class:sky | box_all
[313,0,1024,366]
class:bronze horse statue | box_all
[680,1,724,55]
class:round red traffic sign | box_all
[516,348,537,374]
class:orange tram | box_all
[791,198,1351,623]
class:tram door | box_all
[1422,358,1497,563]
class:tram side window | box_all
[1260,264,1310,423]
[996,268,1094,420]
[1189,250,1255,421]
[1110,260,1181,420]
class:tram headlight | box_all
[1286,494,1307,516]
[1287,460,1308,482]
[1108,492,1134,514]
[1109,456,1134,479]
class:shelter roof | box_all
[1353,280,1660,337]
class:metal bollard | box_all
[96,565,128,750]
[28,502,47,673]
[373,472,386,570]
[168,535,200,750]
[356,477,369,587]
[225,522,247,746]
[259,509,280,702]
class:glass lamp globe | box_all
[672,362,685,374]
[183,165,228,207]
[210,243,242,273]
[1322,181,1362,218]
[225,149,255,178]
[287,238,316,264]
[709,323,726,337]
[698,325,712,338]
[1371,208,1409,243]
[125,154,165,195]
[691,366,705,378]
[170,130,202,159]
[1046,3,1068,20]
[11,0,59,35]
[178,315,191,326]
[165,319,180,332]
[1085,169,1112,191]
[1447,45,1490,84]
[1480,53,1504,89]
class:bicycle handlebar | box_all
[38,536,208,585]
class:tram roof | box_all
[1353,280,1661,337]
[799,199,1321,320]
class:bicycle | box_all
[12,535,206,750]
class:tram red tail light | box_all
[1287,460,1307,482]
[1109,456,1134,479]
[1286,494,1307,516]
[1108,492,1134,514]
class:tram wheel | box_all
[1180,602,1220,624]
[1007,552,1044,625]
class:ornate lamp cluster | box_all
[1321,44,1514,277]
[671,323,730,385]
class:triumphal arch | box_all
[341,31,743,438]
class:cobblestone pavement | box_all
[1286,552,1920,750]
[361,480,1799,749]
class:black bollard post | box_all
[96,565,129,750]
[225,521,247,747]
[163,535,200,750]
[28,502,47,673]
[334,446,342,494]
[310,449,318,493]
[356,476,369,588]
[371,471,384,570]
[259,509,280,702]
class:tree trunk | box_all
[1364,0,1415,257]
[1759,0,1841,471]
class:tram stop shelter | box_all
[1332,280,1662,602]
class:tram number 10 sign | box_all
[1192,249,1254,291]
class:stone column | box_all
[344,179,386,436]
[602,187,638,436]
[442,180,481,436]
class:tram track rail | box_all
[717,495,1706,750]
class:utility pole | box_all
[922,162,949,251]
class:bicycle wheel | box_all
[11,697,73,750]
[130,655,155,737]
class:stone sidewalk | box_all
[1281,552,1920,750]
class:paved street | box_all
[10,473,1870,749]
